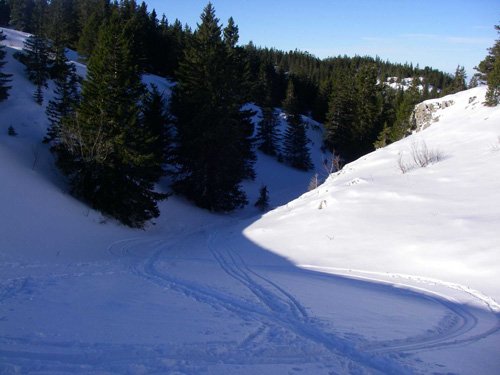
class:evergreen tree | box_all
[445,65,467,95]
[0,30,12,101]
[141,84,172,174]
[17,34,50,104]
[256,106,280,156]
[0,0,10,26]
[254,185,269,212]
[483,24,500,106]
[55,12,166,227]
[9,0,35,32]
[352,64,381,158]
[77,0,109,60]
[44,56,80,144]
[374,122,390,149]
[390,77,421,142]
[282,80,312,170]
[223,15,255,180]
[46,0,79,51]
[171,3,254,211]
[324,72,356,158]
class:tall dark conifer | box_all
[9,0,35,32]
[282,80,312,170]
[141,84,171,175]
[0,30,12,101]
[171,3,254,211]
[256,106,280,156]
[483,24,500,106]
[44,56,80,144]
[77,0,109,60]
[55,11,166,227]
[18,34,50,104]
[0,0,10,26]
[352,64,381,158]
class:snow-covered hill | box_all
[1,28,499,374]
[245,87,500,305]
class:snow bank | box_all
[245,86,500,306]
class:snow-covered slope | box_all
[1,28,499,374]
[246,86,500,306]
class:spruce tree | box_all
[254,185,270,212]
[171,3,254,211]
[352,64,381,158]
[44,57,80,144]
[46,0,78,51]
[324,72,356,159]
[9,0,35,32]
[485,59,500,106]
[445,65,467,95]
[256,106,280,156]
[77,0,110,60]
[141,84,171,175]
[0,0,10,26]
[55,12,166,227]
[17,34,50,104]
[484,25,500,106]
[0,30,12,101]
[282,80,312,170]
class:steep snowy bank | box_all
[245,86,500,305]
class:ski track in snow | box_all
[128,233,407,374]
[0,232,499,373]
[112,233,500,371]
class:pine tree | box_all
[141,84,171,175]
[0,0,10,26]
[484,24,500,106]
[389,77,421,142]
[223,15,256,180]
[256,106,280,156]
[254,185,269,212]
[374,122,390,149]
[17,34,50,104]
[282,80,312,170]
[46,0,78,51]
[77,0,109,60]
[445,65,467,95]
[352,64,381,157]
[171,3,254,211]
[55,11,166,227]
[0,30,12,101]
[44,57,80,144]
[485,57,500,106]
[9,0,35,32]
[324,72,356,158]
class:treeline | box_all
[0,1,473,227]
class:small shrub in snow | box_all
[398,140,443,173]
[397,152,411,174]
[410,140,443,167]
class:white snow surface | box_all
[1,28,499,374]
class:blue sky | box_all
[146,0,499,78]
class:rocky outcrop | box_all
[410,99,455,132]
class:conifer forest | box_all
[0,0,497,227]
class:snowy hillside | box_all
[1,27,499,374]
[245,86,500,304]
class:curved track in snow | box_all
[125,231,500,371]
[0,232,499,374]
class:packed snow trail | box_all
[1,227,499,373]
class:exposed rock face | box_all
[410,99,455,132]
